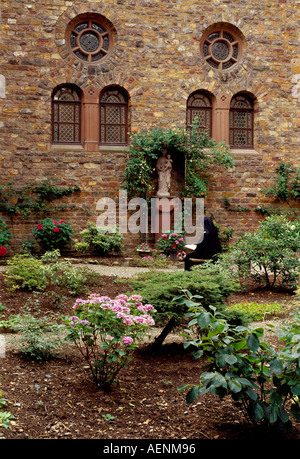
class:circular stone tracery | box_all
[202,27,243,71]
[69,18,112,63]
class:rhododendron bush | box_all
[65,294,156,389]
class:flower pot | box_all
[137,249,152,258]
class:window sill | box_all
[49,143,84,151]
[99,145,129,152]
[230,148,260,155]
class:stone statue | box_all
[156,149,173,196]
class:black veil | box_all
[184,217,222,271]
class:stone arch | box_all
[55,3,126,76]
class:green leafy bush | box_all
[9,304,62,361]
[129,266,239,327]
[226,301,287,322]
[0,391,15,429]
[0,218,11,247]
[4,254,48,292]
[32,218,74,252]
[179,292,300,431]
[218,215,300,290]
[74,224,123,256]
[4,251,100,297]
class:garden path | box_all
[0,263,184,278]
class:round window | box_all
[68,16,114,63]
[201,27,243,71]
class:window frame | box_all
[229,94,254,149]
[51,85,82,145]
[99,87,129,146]
[186,91,213,137]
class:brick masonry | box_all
[0,0,299,253]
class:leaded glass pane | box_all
[121,126,126,143]
[52,86,81,143]
[100,88,128,144]
[59,124,74,142]
[192,109,206,127]
[75,105,80,123]
[234,130,247,146]
[60,104,74,123]
[106,106,120,124]
[106,125,120,142]
[208,32,219,41]
[101,106,105,123]
[222,60,234,69]
[75,50,88,61]
[212,41,229,61]
[54,104,58,122]
[207,58,219,69]
[248,112,252,128]
[75,23,88,33]
[234,111,247,128]
[92,23,105,34]
[74,125,79,142]
[120,107,125,124]
[53,123,58,141]
[223,32,234,43]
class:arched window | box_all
[187,92,212,136]
[52,85,81,143]
[230,94,254,148]
[100,87,128,145]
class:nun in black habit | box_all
[184,216,222,271]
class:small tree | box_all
[179,291,300,431]
[218,215,300,290]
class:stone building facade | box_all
[0,0,299,253]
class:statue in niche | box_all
[156,149,173,196]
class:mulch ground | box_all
[0,264,299,441]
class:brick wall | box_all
[0,0,299,254]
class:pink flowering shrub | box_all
[157,231,185,254]
[65,293,155,389]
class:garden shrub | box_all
[179,292,300,431]
[226,301,287,322]
[74,224,123,256]
[4,254,48,292]
[32,218,74,253]
[129,266,239,326]
[217,215,300,290]
[0,217,11,247]
[9,304,62,361]
[4,251,100,298]
[0,391,15,429]
[64,293,156,389]
[128,265,240,349]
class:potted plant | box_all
[136,242,152,257]
[157,232,185,258]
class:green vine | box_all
[255,161,300,217]
[224,197,251,212]
[0,179,81,219]
[262,161,300,202]
[122,119,234,199]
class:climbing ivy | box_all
[123,119,234,199]
[0,179,80,219]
